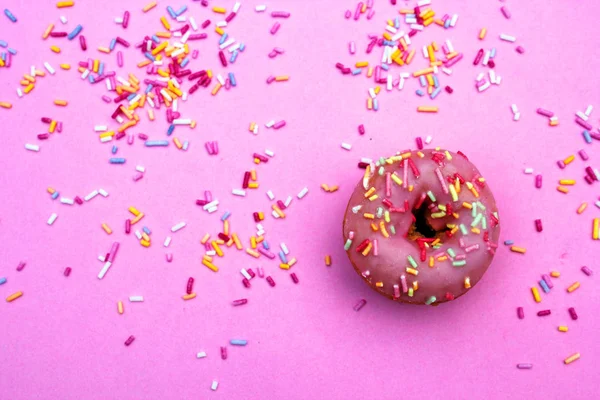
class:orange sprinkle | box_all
[417,106,438,113]
[325,255,332,266]
[182,293,197,300]
[6,291,23,302]
[577,202,588,214]
[557,186,569,194]
[550,271,560,278]
[54,99,68,106]
[567,282,580,293]
[143,1,157,12]
[101,223,112,235]
[510,246,526,254]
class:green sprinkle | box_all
[459,224,468,235]
[389,225,396,235]
[453,260,466,267]
[425,296,436,305]
[427,190,436,202]
[477,201,486,210]
[408,287,414,297]
[407,255,418,268]
[482,216,487,230]
[471,213,482,227]
[432,244,441,249]
[352,205,362,214]
[344,239,353,251]
[438,204,446,211]
[447,248,456,258]
[376,207,383,218]
[378,166,385,176]
[471,202,478,217]
[379,157,386,165]
[431,211,446,219]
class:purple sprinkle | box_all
[542,274,554,289]
[16,261,26,271]
[344,10,351,19]
[500,6,511,19]
[578,149,589,160]
[271,11,290,18]
[515,46,525,54]
[517,363,533,370]
[266,75,275,84]
[581,266,593,276]
[557,160,566,169]
[232,299,248,306]
[517,307,524,319]
[353,299,367,312]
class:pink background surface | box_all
[1,1,599,399]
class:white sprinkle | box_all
[267,190,275,200]
[256,223,264,231]
[100,136,112,143]
[17,88,23,97]
[182,92,188,101]
[136,165,145,172]
[216,21,227,27]
[511,104,519,114]
[360,158,373,164]
[405,17,417,24]
[478,81,491,92]
[160,89,172,102]
[425,136,432,144]
[482,50,491,66]
[114,17,123,24]
[271,210,280,219]
[134,230,142,240]
[196,351,207,359]
[84,190,99,201]
[189,17,198,31]
[128,94,142,105]
[476,72,485,82]
[585,105,593,116]
[385,25,397,34]
[25,144,40,152]
[232,189,246,197]
[211,380,218,391]
[176,15,186,22]
[352,205,362,214]
[489,70,497,84]
[252,125,258,134]
[524,168,534,174]
[47,213,58,225]
[164,236,172,247]
[450,14,458,27]
[297,187,309,199]
[281,243,289,255]
[98,254,106,262]
[576,111,588,121]
[207,206,218,214]
[30,65,36,76]
[265,149,274,157]
[265,120,275,128]
[233,2,241,13]
[205,250,216,256]
[170,48,185,58]
[284,196,293,207]
[403,34,411,45]
[442,67,452,75]
[228,43,241,53]
[240,269,252,280]
[44,62,55,75]
[60,198,74,205]
[417,0,431,5]
[173,118,192,125]
[445,40,454,53]
[391,31,404,41]
[219,38,235,50]
[496,76,502,85]
[129,296,144,302]
[398,77,405,90]
[255,5,266,12]
[171,222,186,232]
[94,125,108,132]
[513,112,521,121]
[217,74,225,86]
[341,142,352,151]
[98,188,109,197]
[60,16,68,24]
[500,33,516,42]
[368,88,376,98]
[550,116,558,123]
[386,74,393,91]
[105,79,112,91]
[422,45,429,58]
[97,261,112,279]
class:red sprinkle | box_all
[218,51,227,67]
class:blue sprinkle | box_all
[145,84,153,94]
[394,17,400,28]
[1,52,5,62]
[127,93,137,101]
[98,62,105,76]
[151,35,160,44]
[230,50,238,63]
[444,19,451,28]
[373,98,379,111]
[0,40,8,47]
[228,72,236,87]
[430,87,441,99]
[144,52,156,61]
[416,89,425,97]
[143,226,151,235]
[351,68,361,75]
[166,6,176,18]
[539,279,550,294]
[382,40,397,47]
[262,241,270,250]
[490,47,497,58]
[419,75,426,87]
[109,38,117,51]
[175,5,187,16]
[145,140,169,147]
[0,277,6,285]
[67,25,83,40]
[88,74,95,83]
[182,141,189,150]
[433,75,439,88]
[7,47,16,55]
[51,192,60,200]
[219,33,228,45]
[230,339,247,346]
[167,124,175,136]
[380,63,389,71]
[279,251,288,264]
[111,145,118,154]
[109,157,126,164]
[221,211,231,221]
[4,9,17,23]
[583,130,592,144]
[180,57,189,68]
[239,43,245,52]
[504,240,514,245]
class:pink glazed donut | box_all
[343,149,500,305]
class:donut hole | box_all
[408,202,448,240]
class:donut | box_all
[343,149,500,305]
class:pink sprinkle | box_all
[127,134,134,145]
[578,150,589,161]
[166,253,173,262]
[358,124,365,135]
[385,172,391,197]
[257,267,265,278]
[247,268,256,279]
[270,22,280,35]
[133,172,143,181]
[273,120,286,129]
[366,9,375,19]
[354,3,362,20]
[101,95,111,103]
[416,137,423,150]
[122,11,130,29]
[64,267,72,277]
[271,11,290,18]
[290,273,299,284]
[537,310,551,317]
[266,75,275,84]
[79,35,87,51]
[138,133,148,140]
[242,278,251,288]
[515,46,525,54]
[534,219,543,232]
[344,10,351,19]
[125,219,131,234]
[557,160,566,169]
[201,19,210,29]
[400,275,408,293]
[204,190,212,202]
[517,307,524,319]
[117,51,124,67]
[535,174,543,188]
[232,298,248,306]
[576,117,593,130]
[536,108,554,118]
[353,299,367,311]
[349,41,356,54]
[74,196,83,205]
[464,244,479,253]
[500,6,511,19]
[57,121,63,133]
[568,307,578,320]
[542,274,554,289]
[16,262,26,272]
[124,335,135,346]
[266,276,276,287]
[221,346,227,360]
[187,277,194,294]
[581,266,593,276]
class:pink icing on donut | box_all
[343,149,500,305]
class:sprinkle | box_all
[6,291,23,302]
[353,299,367,311]
[417,106,438,113]
[325,255,332,266]
[341,142,352,151]
[182,293,196,300]
[230,339,247,346]
[211,381,219,391]
[537,310,551,317]
[567,282,580,293]
[516,364,533,370]
[510,246,526,254]
[594,218,599,239]
[517,307,524,319]
[558,326,568,332]
[568,307,578,320]
[118,301,124,314]
[581,266,593,276]
[564,353,580,365]
[25,144,40,152]
[47,213,58,225]
[531,287,541,303]
[551,271,561,278]
[124,335,135,346]
[499,33,516,42]
[171,222,186,232]
[129,296,144,302]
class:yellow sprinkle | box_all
[478,27,487,40]
[23,84,35,94]
[406,267,418,276]
[102,223,112,235]
[128,206,140,216]
[471,228,481,234]
[325,255,332,266]
[250,236,257,249]
[143,1,157,12]
[558,326,568,332]
[380,221,390,238]
[182,293,197,300]
[550,271,560,278]
[567,282,580,293]
[361,243,373,256]
[368,194,379,201]
[593,218,599,240]
[56,1,74,7]
[211,241,224,257]
[510,246,526,254]
[213,6,226,13]
[232,233,242,250]
[531,287,541,303]
[6,291,23,302]
[50,45,61,53]
[391,173,403,186]
[429,256,434,267]
[364,187,376,197]
[118,301,124,314]
[140,239,150,247]
[215,27,224,35]
[355,61,369,68]
[559,179,576,185]
[564,353,580,365]
[202,259,219,272]
[564,155,575,165]
[417,106,438,113]
[279,263,290,270]
[160,16,171,30]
